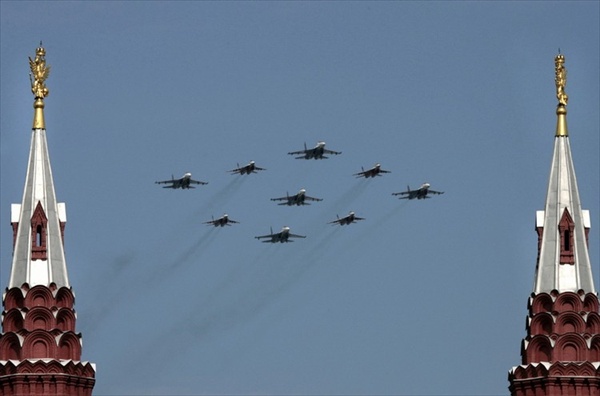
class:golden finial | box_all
[555,52,568,107]
[29,42,50,129]
[554,52,569,137]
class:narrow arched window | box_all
[559,208,575,264]
[36,225,43,247]
[564,230,571,251]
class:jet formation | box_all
[156,141,444,242]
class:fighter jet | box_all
[229,161,266,175]
[155,173,208,189]
[288,141,341,160]
[255,226,306,243]
[353,163,391,178]
[203,214,240,227]
[270,189,323,206]
[392,183,444,200]
[328,211,365,226]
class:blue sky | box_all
[1,2,598,395]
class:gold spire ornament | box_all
[554,53,569,137]
[555,53,568,106]
[29,43,50,129]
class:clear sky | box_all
[1,2,598,395]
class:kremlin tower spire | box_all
[508,54,600,395]
[0,44,96,395]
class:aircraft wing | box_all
[428,190,444,195]
[287,149,307,155]
[323,148,342,155]
[256,234,280,242]
[270,196,289,202]
[288,233,306,239]
[229,166,245,174]
[155,179,181,188]
[392,191,415,199]
[189,179,208,185]
[304,195,323,202]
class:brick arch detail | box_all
[554,333,588,362]
[55,287,74,309]
[554,292,583,313]
[57,332,82,360]
[0,332,22,360]
[589,335,600,361]
[530,313,554,336]
[24,306,55,331]
[583,293,599,312]
[525,336,553,363]
[24,285,55,309]
[55,307,76,332]
[22,329,57,359]
[555,311,586,334]
[3,287,25,310]
[530,293,554,314]
[2,309,25,333]
[586,312,600,334]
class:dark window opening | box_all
[36,225,43,247]
[564,230,571,252]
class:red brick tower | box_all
[0,45,96,395]
[508,54,600,395]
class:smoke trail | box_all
[196,176,247,217]
[113,182,375,373]
[318,179,370,220]
[343,199,410,253]
[80,227,221,339]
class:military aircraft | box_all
[270,189,323,206]
[155,173,208,189]
[203,214,240,227]
[255,226,306,243]
[288,141,342,160]
[353,163,391,178]
[229,161,266,175]
[328,211,365,226]
[392,183,444,200]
